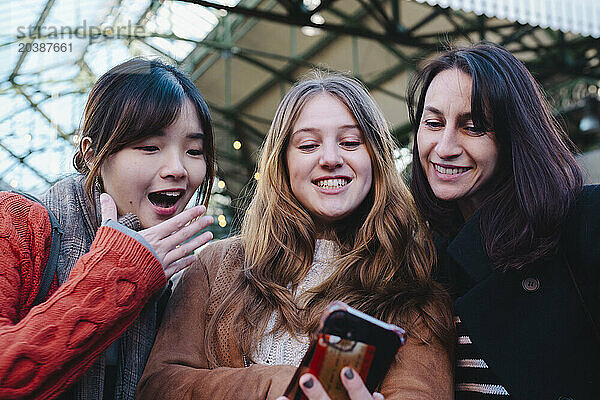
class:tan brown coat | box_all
[137,237,452,399]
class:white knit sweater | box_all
[251,239,339,366]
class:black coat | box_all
[435,185,600,400]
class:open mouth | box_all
[433,163,471,175]
[148,190,184,209]
[312,177,351,189]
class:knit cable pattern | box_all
[0,192,166,400]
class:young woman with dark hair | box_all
[408,42,599,399]
[0,58,215,399]
[138,72,454,400]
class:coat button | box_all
[522,277,540,292]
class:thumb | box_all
[100,193,118,223]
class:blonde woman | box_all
[138,72,453,400]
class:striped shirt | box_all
[455,316,511,399]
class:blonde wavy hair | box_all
[207,71,452,364]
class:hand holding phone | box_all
[283,301,406,400]
[277,367,385,400]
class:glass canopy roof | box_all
[2,0,599,207]
[0,0,233,193]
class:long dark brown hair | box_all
[73,57,215,208]
[207,71,453,365]
[408,42,583,270]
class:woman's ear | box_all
[80,137,95,168]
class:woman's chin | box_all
[431,189,462,202]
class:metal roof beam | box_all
[412,21,516,42]
[233,2,382,111]
[405,7,444,35]
[9,0,57,82]
[187,0,279,80]
[137,38,179,62]
[14,86,72,143]
[499,25,538,47]
[210,103,267,143]
[367,0,392,27]
[354,0,391,30]
[438,7,475,42]
[311,0,339,14]
[325,5,414,65]
[0,140,52,185]
[180,0,436,48]
[272,0,303,15]
[233,32,339,110]
[235,43,328,67]
[235,52,296,84]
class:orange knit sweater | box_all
[0,192,166,400]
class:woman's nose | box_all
[160,152,187,179]
[319,142,343,169]
[435,128,462,159]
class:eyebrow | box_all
[187,132,204,140]
[291,124,359,136]
[423,106,472,121]
[153,131,204,140]
[339,124,360,131]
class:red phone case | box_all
[283,301,406,400]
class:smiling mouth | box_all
[148,190,184,209]
[313,178,351,189]
[433,163,471,175]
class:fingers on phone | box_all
[299,374,330,400]
[340,368,373,400]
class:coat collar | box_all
[446,209,493,284]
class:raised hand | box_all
[100,193,213,279]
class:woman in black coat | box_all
[408,42,599,399]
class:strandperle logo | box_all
[16,20,147,45]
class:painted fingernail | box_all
[344,368,354,380]
[303,378,314,389]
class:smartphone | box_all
[283,301,406,400]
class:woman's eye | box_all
[187,149,204,156]
[299,144,318,151]
[341,141,361,148]
[135,146,159,152]
[423,120,443,129]
[464,126,486,136]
